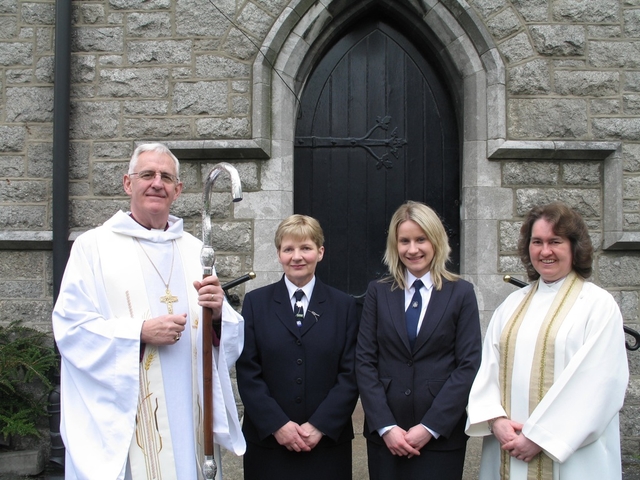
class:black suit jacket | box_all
[355,277,481,451]
[237,276,359,448]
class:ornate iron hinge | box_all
[296,115,407,169]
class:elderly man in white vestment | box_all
[52,143,246,480]
[466,202,629,480]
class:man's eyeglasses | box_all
[129,170,178,184]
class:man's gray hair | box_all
[129,143,180,178]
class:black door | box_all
[294,17,459,307]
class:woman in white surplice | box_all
[466,202,629,480]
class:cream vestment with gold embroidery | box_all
[466,275,628,480]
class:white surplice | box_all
[53,211,246,480]
[466,278,629,480]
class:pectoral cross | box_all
[160,288,178,314]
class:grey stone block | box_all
[623,144,640,172]
[122,117,191,138]
[589,41,640,69]
[196,117,251,138]
[71,54,97,83]
[195,55,251,79]
[92,162,129,196]
[486,7,521,40]
[0,156,25,177]
[0,42,32,66]
[78,3,105,24]
[503,161,559,185]
[530,24,585,56]
[0,16,18,39]
[70,101,120,139]
[0,206,46,229]
[109,0,171,10]
[554,70,619,97]
[597,254,640,287]
[593,117,640,140]
[127,40,191,65]
[72,26,123,52]
[21,2,55,25]
[173,81,228,115]
[508,99,588,139]
[591,98,621,115]
[624,94,640,114]
[0,180,48,202]
[126,12,172,37]
[6,86,53,122]
[223,28,260,61]
[499,31,534,63]
[70,199,128,228]
[562,162,601,185]
[469,0,507,19]
[237,2,276,39]
[175,0,230,36]
[508,59,551,95]
[553,0,620,22]
[0,449,44,476]
[99,68,169,97]
[124,100,169,115]
[515,187,601,217]
[511,0,548,21]
[210,221,252,253]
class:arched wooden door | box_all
[294,16,459,307]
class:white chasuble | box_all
[52,211,245,480]
[466,274,628,480]
[97,231,181,479]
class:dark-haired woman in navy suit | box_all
[356,201,482,480]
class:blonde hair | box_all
[274,214,324,250]
[383,201,457,290]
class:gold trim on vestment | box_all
[498,271,584,480]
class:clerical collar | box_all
[542,275,568,286]
[129,212,169,231]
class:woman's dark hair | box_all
[518,202,593,281]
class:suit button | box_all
[296,339,302,345]
[296,359,303,365]
[404,389,411,396]
[295,397,302,403]
[407,360,413,367]
[296,378,302,384]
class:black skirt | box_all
[243,440,352,480]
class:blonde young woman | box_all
[356,201,482,480]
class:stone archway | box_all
[244,0,508,320]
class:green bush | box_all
[0,321,58,439]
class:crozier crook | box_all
[201,162,243,479]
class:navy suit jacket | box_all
[237,276,359,448]
[356,277,481,451]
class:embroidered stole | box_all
[498,271,583,480]
[98,231,205,480]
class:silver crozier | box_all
[201,163,243,479]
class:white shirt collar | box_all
[406,271,434,291]
[284,275,316,301]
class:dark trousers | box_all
[366,439,466,480]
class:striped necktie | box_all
[294,289,305,328]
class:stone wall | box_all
[1,0,639,472]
